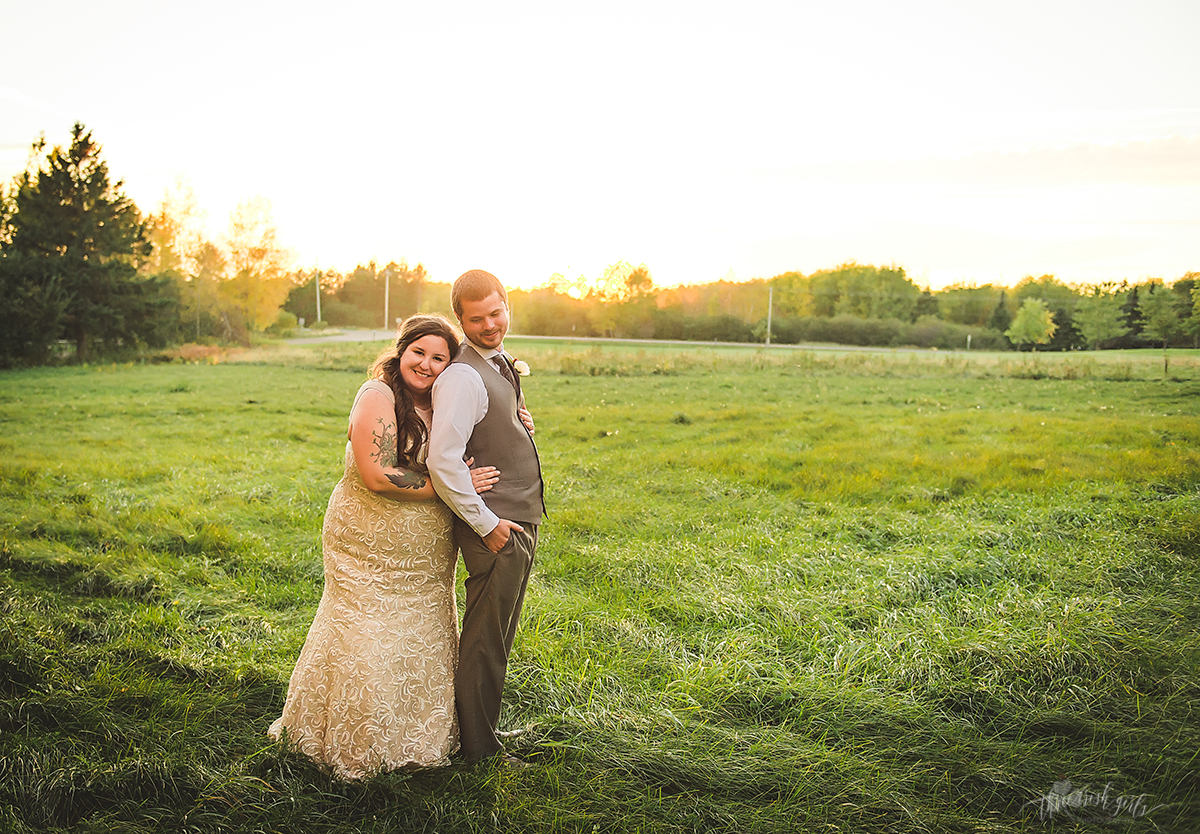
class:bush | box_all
[767,315,1010,350]
[644,310,752,342]
[268,310,298,334]
[266,311,298,338]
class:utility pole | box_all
[315,266,322,324]
[382,265,390,331]
[766,284,773,346]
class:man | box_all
[427,269,545,765]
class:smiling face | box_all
[399,334,453,399]
[457,291,510,351]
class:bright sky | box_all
[2,0,1198,290]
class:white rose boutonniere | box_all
[512,359,531,376]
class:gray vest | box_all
[454,345,545,526]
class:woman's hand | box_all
[465,456,500,494]
[518,405,535,434]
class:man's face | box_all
[458,291,510,350]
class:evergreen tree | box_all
[1120,285,1145,345]
[2,124,164,362]
[986,290,1013,334]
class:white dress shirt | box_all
[427,341,515,538]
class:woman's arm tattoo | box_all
[386,469,427,490]
[371,418,398,468]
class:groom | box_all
[427,269,545,764]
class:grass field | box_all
[1,340,1198,833]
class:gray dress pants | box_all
[454,515,537,761]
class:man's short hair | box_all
[452,270,508,318]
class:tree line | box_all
[498,262,1199,353]
[3,125,1198,367]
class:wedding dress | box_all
[269,380,459,778]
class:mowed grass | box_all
[1,341,1198,833]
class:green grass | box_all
[1,342,1198,832]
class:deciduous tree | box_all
[145,181,224,342]
[1075,289,1128,349]
[1139,284,1180,348]
[1139,283,1181,375]
[1013,275,1083,350]
[220,197,294,334]
[1005,298,1056,350]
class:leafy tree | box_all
[767,271,813,317]
[1139,284,1182,375]
[912,288,939,321]
[1075,289,1128,349]
[760,264,919,321]
[1171,273,1199,348]
[189,241,229,339]
[938,284,1002,326]
[3,123,164,361]
[1013,275,1083,350]
[219,197,294,334]
[386,260,427,320]
[1189,282,1200,347]
[284,267,345,326]
[612,264,658,338]
[1138,284,1180,348]
[1005,298,1056,350]
[144,181,224,342]
[509,286,591,336]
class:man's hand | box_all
[518,405,535,434]
[483,519,525,553]
[465,456,500,494]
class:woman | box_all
[269,314,502,778]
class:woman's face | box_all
[399,334,453,397]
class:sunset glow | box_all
[2,0,1197,290]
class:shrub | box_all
[268,310,298,335]
[768,315,1009,350]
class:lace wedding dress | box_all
[269,380,459,778]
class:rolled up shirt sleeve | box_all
[428,362,501,538]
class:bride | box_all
[269,314,513,778]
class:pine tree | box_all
[987,290,1013,334]
[4,124,161,361]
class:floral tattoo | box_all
[371,418,398,468]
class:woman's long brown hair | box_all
[369,314,461,468]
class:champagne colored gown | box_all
[269,380,459,778]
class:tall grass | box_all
[1,343,1197,832]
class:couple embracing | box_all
[269,270,544,778]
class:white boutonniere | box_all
[512,359,531,376]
